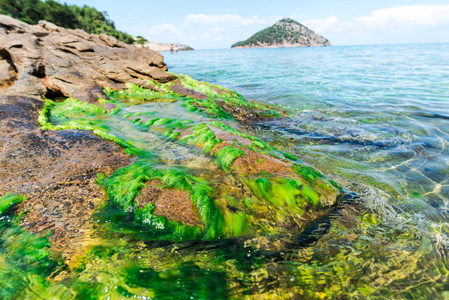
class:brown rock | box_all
[135,180,202,227]
[168,84,208,100]
[0,95,42,139]
[0,15,174,105]
[0,89,132,259]
[99,33,124,48]
[0,129,132,258]
[38,20,62,33]
[0,48,17,91]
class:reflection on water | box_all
[1,44,449,299]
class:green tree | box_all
[0,0,134,44]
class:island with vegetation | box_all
[231,18,331,49]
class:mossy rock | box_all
[38,74,342,243]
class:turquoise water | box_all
[166,44,449,210]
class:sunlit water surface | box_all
[166,44,449,208]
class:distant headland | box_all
[231,18,331,49]
[135,41,194,52]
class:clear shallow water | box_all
[167,44,449,297]
[166,44,449,209]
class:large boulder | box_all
[0,14,169,104]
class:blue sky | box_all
[63,0,449,49]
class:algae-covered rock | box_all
[0,15,169,259]
[37,74,342,244]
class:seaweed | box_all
[244,175,323,217]
[98,159,229,241]
[36,76,340,242]
[0,194,68,299]
[181,124,221,153]
[215,146,246,172]
[39,97,144,156]
[0,194,25,215]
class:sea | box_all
[164,43,449,298]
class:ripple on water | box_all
[165,47,449,285]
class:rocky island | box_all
[231,18,331,49]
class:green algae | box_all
[245,176,320,217]
[177,75,240,99]
[215,146,246,172]
[104,75,285,122]
[98,159,231,241]
[38,98,145,156]
[37,80,341,242]
[181,124,221,153]
[105,83,170,103]
[180,98,235,120]
[123,264,228,299]
[0,194,25,215]
[0,194,237,299]
[208,120,296,160]
[6,71,446,298]
[177,74,276,112]
[0,194,69,300]
[58,222,264,299]
[292,165,342,191]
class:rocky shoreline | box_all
[135,41,194,52]
[0,14,341,265]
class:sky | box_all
[63,0,449,49]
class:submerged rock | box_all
[39,80,342,245]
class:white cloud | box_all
[300,5,449,45]
[357,5,449,28]
[303,16,349,34]
[125,5,449,49]
[186,14,272,26]
[147,23,182,35]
